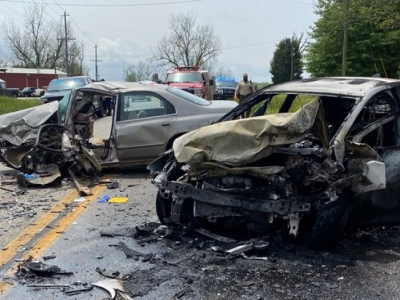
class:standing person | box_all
[235,73,255,117]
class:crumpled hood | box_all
[0,101,59,146]
[173,100,320,166]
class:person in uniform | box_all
[235,73,255,117]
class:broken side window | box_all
[250,94,318,117]
[349,93,398,148]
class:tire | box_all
[11,93,17,98]
[156,192,172,224]
[306,192,352,250]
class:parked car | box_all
[0,81,237,182]
[149,77,400,249]
[21,87,36,97]
[0,79,19,98]
[40,76,105,117]
[213,76,238,100]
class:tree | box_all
[270,35,304,84]
[152,13,221,68]
[68,42,87,76]
[305,0,400,78]
[213,67,234,78]
[2,5,63,69]
[2,4,86,75]
[124,60,158,82]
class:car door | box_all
[350,91,400,226]
[114,91,177,162]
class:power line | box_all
[0,0,201,6]
[69,15,96,45]
[52,0,95,52]
[0,1,25,24]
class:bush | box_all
[0,96,41,115]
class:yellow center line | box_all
[0,184,106,296]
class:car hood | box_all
[168,82,203,88]
[0,101,59,146]
[206,100,238,113]
[173,100,320,166]
[41,90,69,99]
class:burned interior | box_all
[150,78,400,249]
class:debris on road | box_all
[110,242,154,261]
[73,197,86,202]
[92,278,132,300]
[98,195,110,203]
[109,197,128,203]
[106,181,120,189]
[195,228,237,243]
[16,256,73,278]
[63,285,93,296]
[42,255,56,261]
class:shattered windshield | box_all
[58,91,72,123]
[48,78,87,92]
[166,72,202,83]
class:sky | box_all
[0,0,318,83]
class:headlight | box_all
[194,88,203,95]
[215,88,223,94]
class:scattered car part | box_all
[195,228,237,243]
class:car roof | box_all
[77,81,170,94]
[262,77,400,97]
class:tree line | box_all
[1,5,86,76]
[2,1,400,83]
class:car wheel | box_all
[11,93,17,98]
[156,191,172,224]
[305,192,352,250]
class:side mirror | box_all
[209,79,214,86]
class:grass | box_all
[0,96,41,115]
[250,94,317,115]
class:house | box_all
[0,67,67,89]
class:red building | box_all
[0,68,67,90]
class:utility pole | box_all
[61,12,75,77]
[91,45,102,81]
[290,35,294,81]
[342,0,350,76]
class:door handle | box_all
[161,122,171,127]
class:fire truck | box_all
[165,66,215,100]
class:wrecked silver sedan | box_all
[149,77,400,249]
[0,81,236,187]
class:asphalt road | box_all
[2,117,400,299]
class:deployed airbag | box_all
[173,100,320,166]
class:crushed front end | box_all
[149,99,386,249]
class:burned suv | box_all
[150,77,400,249]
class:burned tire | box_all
[306,193,352,250]
[156,192,172,224]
